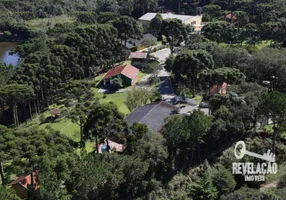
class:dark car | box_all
[199,102,209,108]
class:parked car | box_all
[172,96,198,106]
[199,102,209,108]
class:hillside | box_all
[1,0,286,199]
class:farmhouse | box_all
[125,101,178,132]
[102,64,139,87]
[10,171,39,199]
[139,12,203,31]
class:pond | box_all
[0,42,20,66]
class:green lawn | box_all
[263,124,274,133]
[255,40,271,49]
[94,73,105,88]
[28,15,75,30]
[75,141,95,154]
[22,102,80,144]
[85,141,95,153]
[97,92,130,115]
[122,60,131,65]
[60,121,80,142]
[114,60,131,66]
[94,73,104,83]
[137,71,147,83]
[191,95,203,104]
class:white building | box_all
[138,12,204,32]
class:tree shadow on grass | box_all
[41,116,55,124]
[103,89,117,94]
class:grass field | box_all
[28,15,75,30]
[255,40,271,50]
[219,40,271,50]
[21,71,146,154]
[192,95,203,104]
[96,92,130,115]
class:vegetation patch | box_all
[28,15,75,30]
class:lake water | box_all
[0,42,20,66]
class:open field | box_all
[192,95,203,104]
[28,15,75,30]
[95,91,130,115]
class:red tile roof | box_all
[128,52,148,59]
[226,13,237,20]
[50,108,61,115]
[10,171,39,190]
[209,82,229,96]
[98,139,125,153]
[103,64,139,80]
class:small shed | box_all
[128,52,148,63]
[50,108,61,118]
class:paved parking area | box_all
[178,104,210,115]
[150,48,171,64]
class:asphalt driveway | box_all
[158,76,174,95]
[150,48,171,64]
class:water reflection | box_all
[0,42,19,66]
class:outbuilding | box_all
[10,171,39,199]
[102,64,139,87]
[128,51,148,63]
[138,12,203,31]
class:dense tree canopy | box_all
[170,49,214,96]
[84,103,128,153]
[160,18,187,53]
[2,0,286,199]
[112,16,143,45]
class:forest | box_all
[1,0,286,199]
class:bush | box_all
[46,124,53,130]
[151,47,158,52]
[245,45,259,53]
[9,124,15,129]
[39,114,46,124]
[132,62,146,69]
[278,173,286,188]
[148,76,160,86]
[175,84,190,97]
[64,97,76,107]
[145,61,161,74]
[212,165,236,196]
